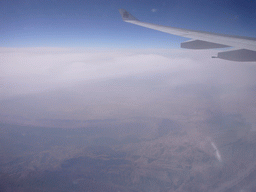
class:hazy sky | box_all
[1,0,256,129]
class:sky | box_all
[1,0,256,48]
[0,0,256,129]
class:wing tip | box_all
[119,9,139,21]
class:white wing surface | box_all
[119,9,256,62]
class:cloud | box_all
[0,47,195,97]
[0,47,256,128]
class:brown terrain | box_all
[1,115,256,192]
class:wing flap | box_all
[181,40,230,49]
[215,49,256,62]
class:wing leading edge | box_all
[119,9,256,62]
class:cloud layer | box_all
[1,47,256,128]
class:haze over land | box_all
[1,47,256,191]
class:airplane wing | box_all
[119,9,256,62]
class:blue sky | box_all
[1,0,255,48]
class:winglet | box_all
[119,9,139,21]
